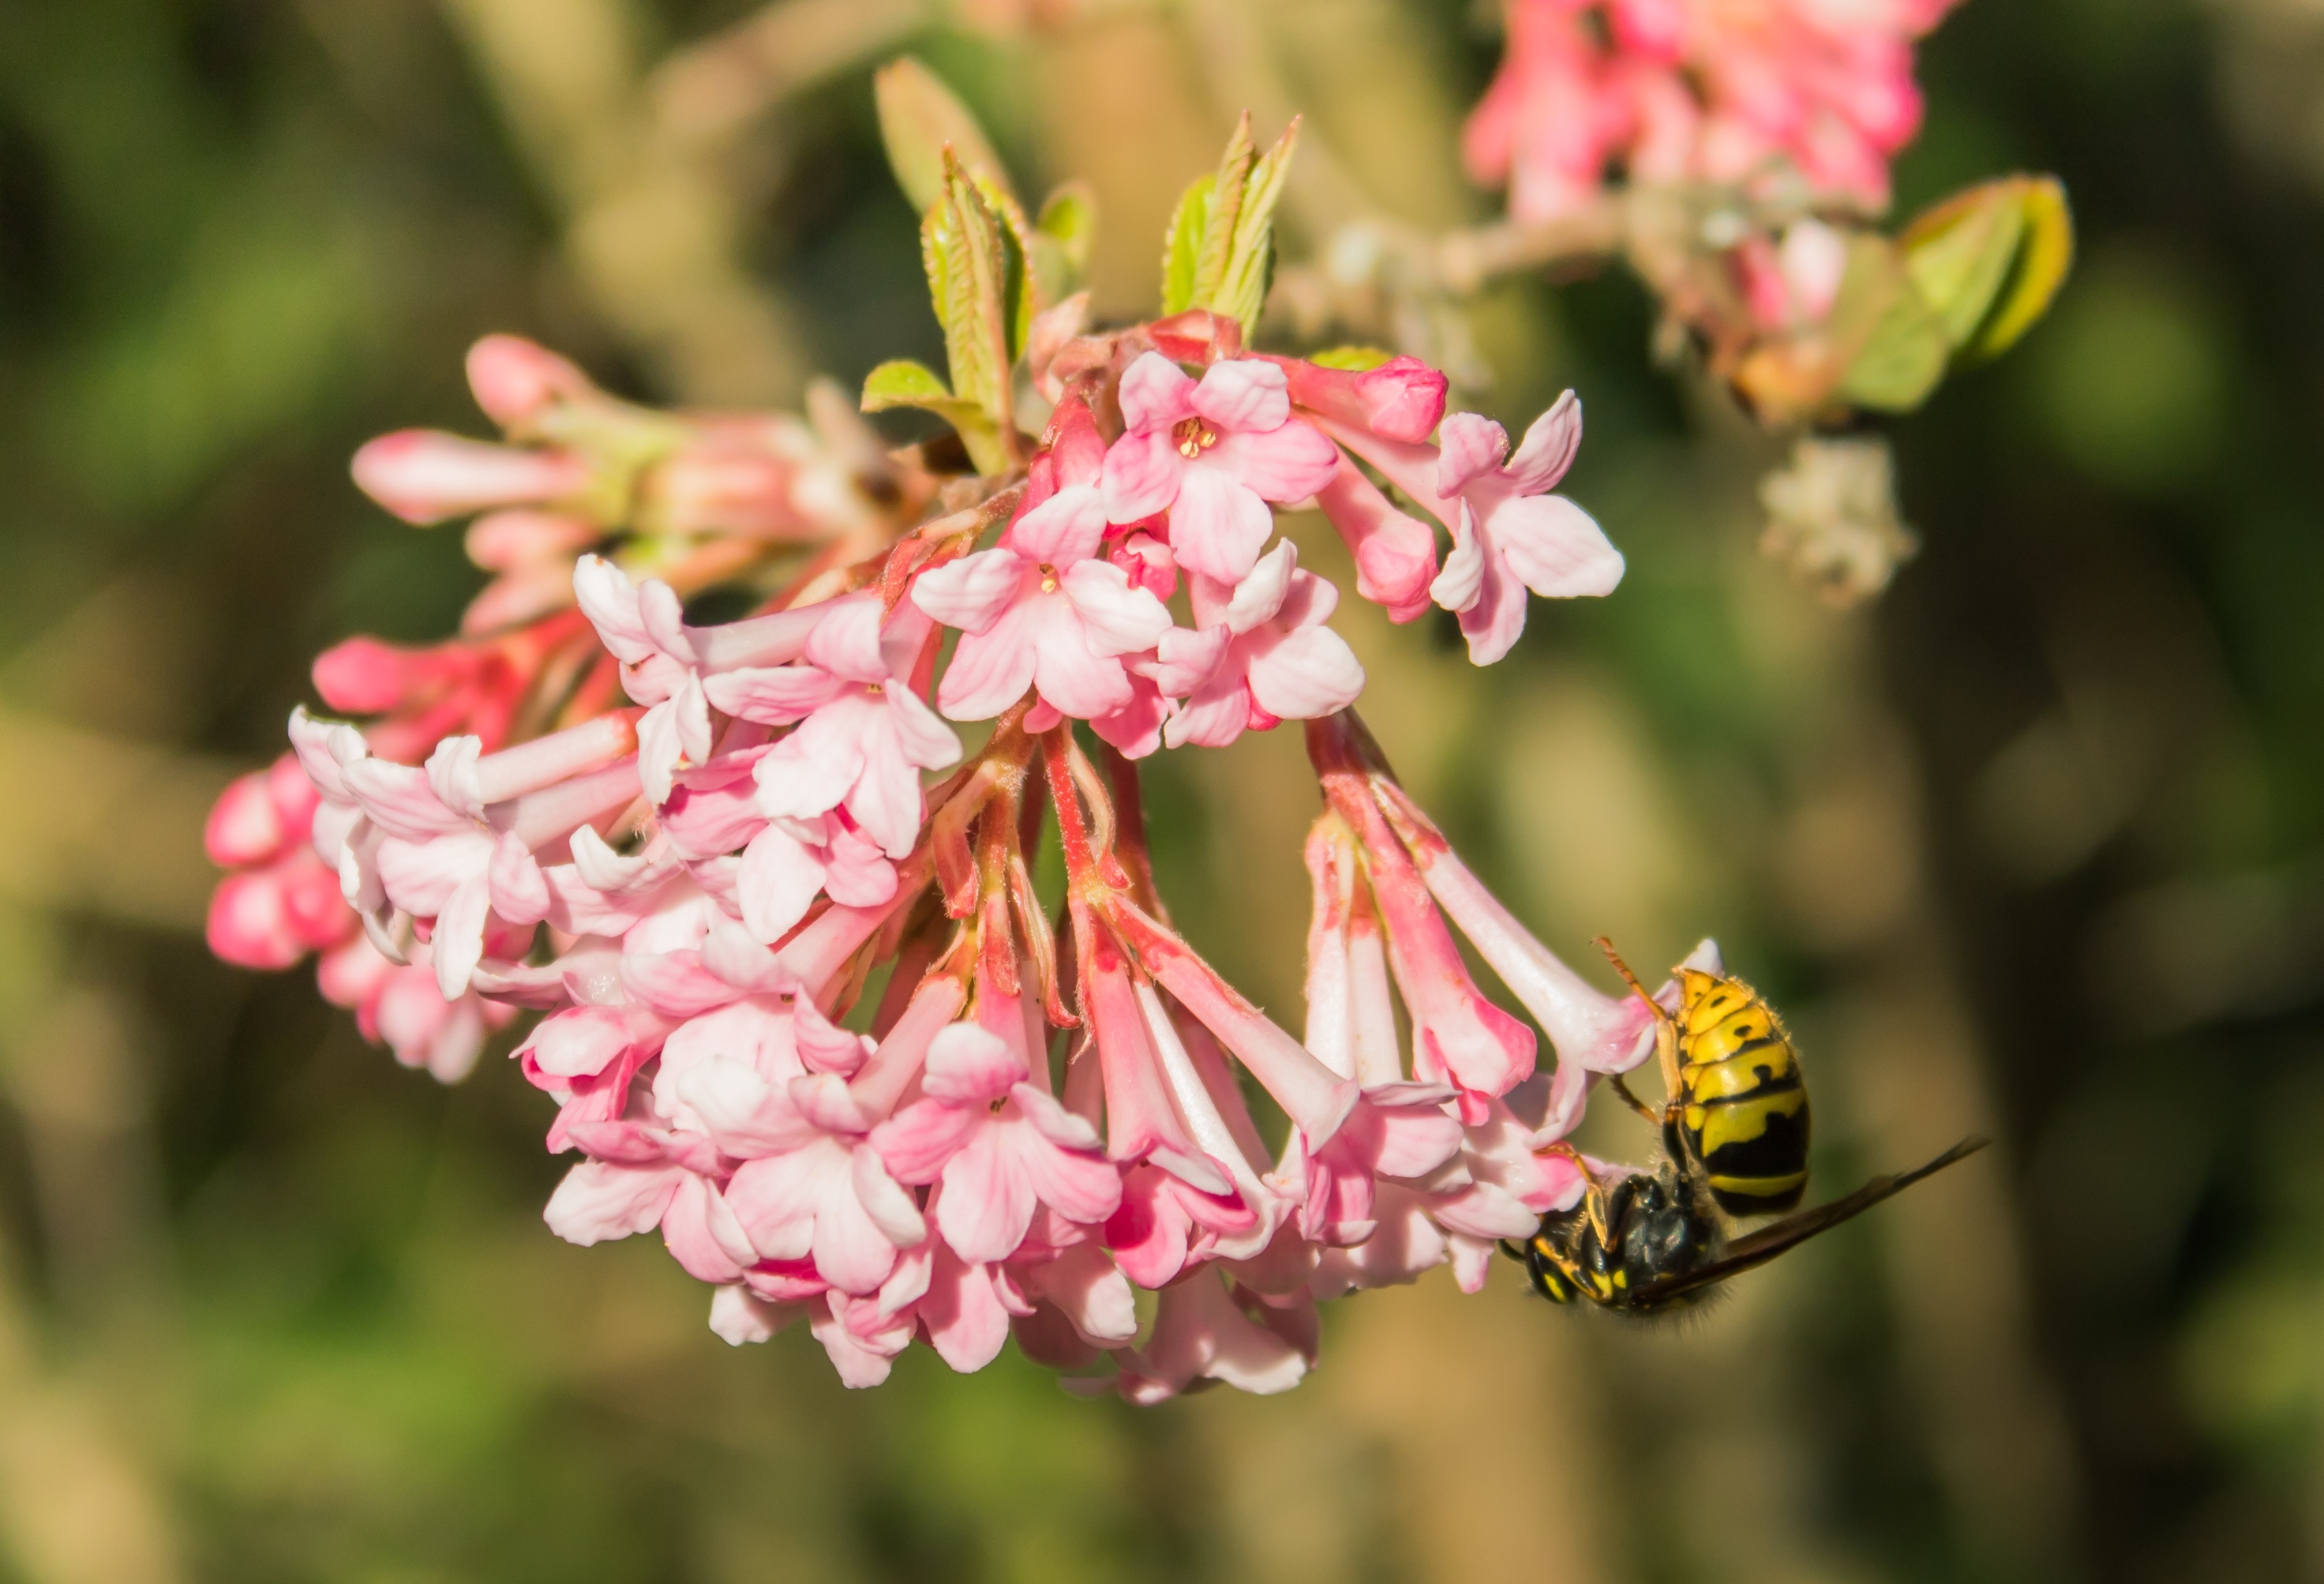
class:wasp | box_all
[1505,939,1985,1315]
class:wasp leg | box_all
[1596,937,1683,1119]
[1542,1142,1617,1252]
[1607,1072,1660,1124]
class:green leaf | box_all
[1831,236,1952,413]
[916,152,1022,474]
[1901,182,2027,351]
[1308,345,1396,372]
[1031,182,1097,306]
[1901,175,2075,366]
[860,358,958,411]
[1160,175,1215,316]
[860,358,1005,469]
[1190,114,1255,313]
[1966,177,2074,362]
[875,57,1014,216]
[1213,118,1299,334]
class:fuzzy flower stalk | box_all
[204,106,1689,1397]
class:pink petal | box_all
[1167,464,1276,584]
[1191,358,1291,433]
[703,665,844,725]
[1245,625,1365,722]
[936,1127,1037,1264]
[662,1173,755,1282]
[1006,1118,1123,1225]
[571,554,657,664]
[709,1285,800,1346]
[870,1099,981,1184]
[923,1022,1029,1105]
[800,594,887,683]
[1006,483,1108,567]
[911,549,1028,635]
[881,681,963,770]
[737,822,827,943]
[1501,390,1583,494]
[1027,599,1134,720]
[544,1161,683,1244]
[918,1244,1013,1372]
[1218,540,1297,634]
[1060,560,1173,656]
[1205,418,1339,504]
[1115,350,1198,433]
[1434,412,1511,494]
[1429,502,1487,614]
[1486,494,1625,598]
[1009,1084,1103,1152]
[753,701,869,824]
[1099,430,1186,524]
[933,610,1040,722]
[431,872,493,999]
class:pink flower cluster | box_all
[231,313,1656,1396]
[1465,0,1958,221]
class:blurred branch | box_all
[648,0,931,151]
[435,0,810,404]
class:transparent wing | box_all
[1630,1136,1989,1307]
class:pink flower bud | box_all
[463,509,602,571]
[1271,355,1449,445]
[351,430,590,525]
[205,770,287,868]
[465,335,595,430]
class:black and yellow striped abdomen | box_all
[1673,968,1809,1214]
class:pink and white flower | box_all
[1327,393,1623,666]
[1100,354,1340,584]
[911,477,1172,725]
[1164,541,1366,749]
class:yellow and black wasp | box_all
[1505,939,1986,1315]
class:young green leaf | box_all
[1831,237,1952,412]
[1032,182,1097,306]
[916,151,1024,474]
[1901,175,2074,366]
[860,358,1005,467]
[1213,118,1300,335]
[1160,175,1216,317]
[875,57,1014,216]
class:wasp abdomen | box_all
[1677,970,1810,1215]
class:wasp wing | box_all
[1630,1136,1989,1308]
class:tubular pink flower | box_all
[1327,394,1623,666]
[1265,354,1449,445]
[1369,775,1659,1132]
[710,596,960,863]
[350,430,592,526]
[1099,354,1340,584]
[1466,0,1954,220]
[871,1022,1123,1265]
[1318,777,1536,1114]
[465,334,596,430]
[1314,456,1439,623]
[1165,541,1366,749]
[913,484,1173,724]
[317,934,515,1083]
[1107,1269,1315,1404]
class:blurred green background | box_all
[0,0,2318,1579]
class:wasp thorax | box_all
[1173,417,1218,459]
